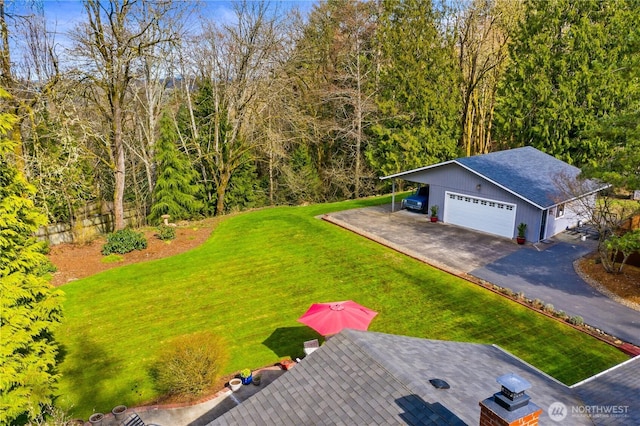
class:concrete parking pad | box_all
[326,204,520,274]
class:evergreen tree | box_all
[224,158,266,213]
[148,113,204,224]
[582,111,640,189]
[495,0,640,166]
[0,88,64,425]
[367,0,460,177]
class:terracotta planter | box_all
[516,237,526,245]
[430,216,438,223]
[280,359,296,370]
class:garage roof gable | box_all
[382,147,607,209]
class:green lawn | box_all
[56,196,628,417]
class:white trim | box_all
[453,162,548,210]
[379,160,457,180]
[546,184,611,210]
[570,356,640,389]
[491,344,570,388]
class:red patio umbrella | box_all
[297,300,378,336]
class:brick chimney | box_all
[479,373,542,426]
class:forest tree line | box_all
[1,0,639,232]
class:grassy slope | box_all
[56,196,628,416]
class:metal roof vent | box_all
[429,378,450,389]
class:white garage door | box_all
[443,191,516,238]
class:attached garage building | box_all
[382,147,608,243]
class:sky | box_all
[34,0,317,30]
[7,0,317,50]
[5,0,318,73]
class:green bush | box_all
[155,225,176,241]
[569,315,584,326]
[153,331,228,398]
[101,228,148,255]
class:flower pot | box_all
[430,216,438,223]
[229,378,242,392]
[253,375,261,386]
[516,237,525,245]
[280,359,296,370]
[89,413,104,425]
[112,405,127,421]
[241,373,252,385]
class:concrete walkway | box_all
[91,367,286,426]
[139,367,286,425]
[325,204,640,346]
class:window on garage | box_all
[556,203,565,218]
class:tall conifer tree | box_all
[148,113,204,224]
[495,0,640,167]
[0,88,63,425]
[368,0,460,177]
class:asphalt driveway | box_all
[325,204,640,346]
[471,242,640,346]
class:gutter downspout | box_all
[391,179,396,212]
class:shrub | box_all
[569,315,584,326]
[153,331,229,398]
[554,310,567,319]
[499,287,514,297]
[101,228,148,255]
[155,225,176,241]
[543,303,554,313]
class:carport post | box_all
[391,180,395,212]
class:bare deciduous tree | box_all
[455,0,520,156]
[69,0,179,229]
[189,0,288,215]
[554,172,640,273]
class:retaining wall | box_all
[36,204,142,246]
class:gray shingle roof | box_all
[456,147,603,208]
[382,147,607,209]
[572,357,640,426]
[208,329,594,425]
